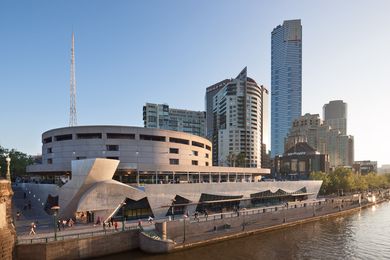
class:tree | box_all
[0,145,34,179]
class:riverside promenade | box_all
[13,187,389,258]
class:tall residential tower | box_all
[271,19,302,157]
[206,67,269,168]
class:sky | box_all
[0,0,389,166]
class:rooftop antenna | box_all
[69,32,77,127]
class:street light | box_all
[171,199,176,220]
[51,205,60,241]
[136,151,139,186]
[121,201,127,231]
[5,154,11,182]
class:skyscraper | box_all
[271,19,302,157]
[206,67,269,168]
[323,100,347,135]
[143,103,206,137]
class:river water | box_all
[102,201,390,260]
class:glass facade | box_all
[271,20,302,157]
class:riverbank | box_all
[171,198,387,253]
[14,193,389,259]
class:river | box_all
[101,201,390,260]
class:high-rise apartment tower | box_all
[271,19,302,157]
[206,67,269,168]
[143,103,206,137]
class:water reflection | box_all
[100,203,390,260]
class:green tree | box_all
[0,145,34,179]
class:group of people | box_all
[102,217,119,231]
[56,218,75,231]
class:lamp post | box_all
[183,215,187,243]
[136,151,139,186]
[51,206,60,241]
[5,154,11,182]
[171,199,176,220]
[121,202,127,231]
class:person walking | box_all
[114,221,118,231]
[29,222,36,236]
[204,210,208,221]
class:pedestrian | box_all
[110,217,114,227]
[114,221,118,231]
[16,211,21,221]
[108,221,111,228]
[62,219,66,229]
[103,221,106,231]
[204,210,208,221]
[29,222,36,235]
[68,218,74,227]
[57,220,61,231]
[138,220,143,231]
[194,211,199,222]
[148,216,153,224]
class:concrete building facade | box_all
[205,67,269,168]
[143,103,206,137]
[285,113,354,169]
[274,142,329,180]
[271,19,302,157]
[323,100,347,135]
[353,160,377,174]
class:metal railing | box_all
[17,225,139,245]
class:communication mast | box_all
[69,32,77,127]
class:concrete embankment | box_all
[169,198,388,253]
[14,195,388,258]
[15,229,139,260]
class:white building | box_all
[207,67,269,168]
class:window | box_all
[140,135,166,142]
[205,162,209,166]
[43,137,52,144]
[55,134,72,141]
[47,158,53,164]
[77,133,102,139]
[192,141,204,148]
[192,160,198,166]
[76,156,87,160]
[106,145,119,151]
[169,137,189,145]
[205,153,209,158]
[192,151,198,156]
[169,158,179,165]
[107,133,135,139]
[106,156,119,160]
[47,148,52,154]
[169,148,179,154]
[205,145,211,151]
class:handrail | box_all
[17,225,139,245]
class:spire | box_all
[235,66,247,80]
[69,32,77,127]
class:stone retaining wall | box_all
[16,229,139,260]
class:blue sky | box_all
[1,0,389,166]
